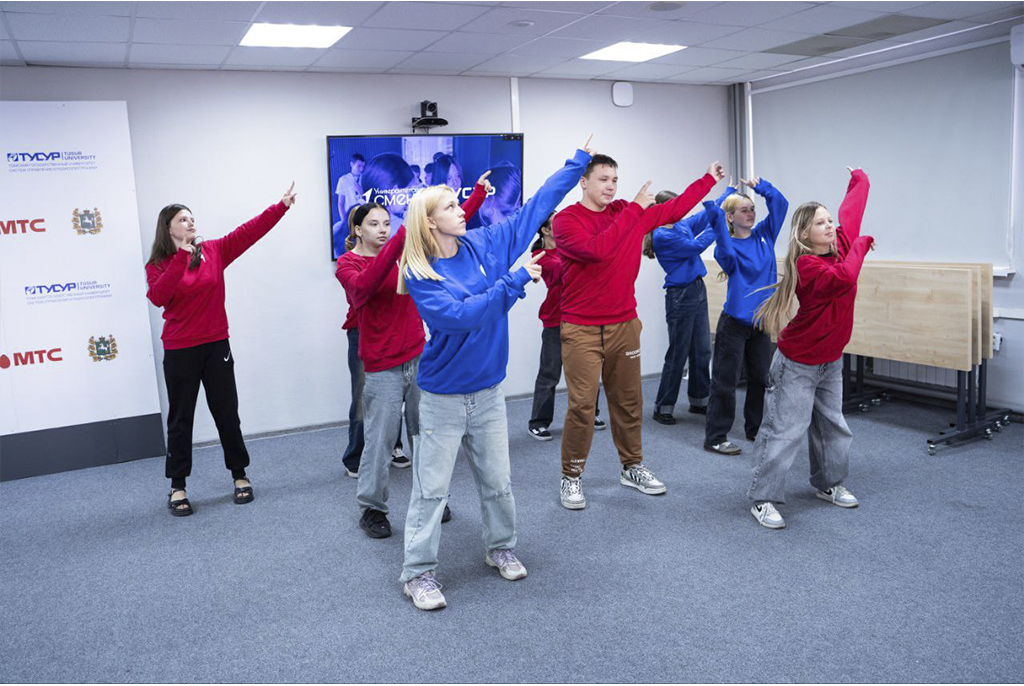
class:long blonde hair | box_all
[754,201,836,335]
[397,185,453,294]
[715,192,754,281]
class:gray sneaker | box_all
[620,463,666,495]
[560,476,586,510]
[403,572,446,611]
[485,548,528,580]
[751,502,785,529]
[816,484,859,508]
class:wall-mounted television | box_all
[326,133,524,260]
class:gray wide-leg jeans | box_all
[747,350,853,504]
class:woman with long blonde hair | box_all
[703,177,789,457]
[396,138,593,611]
[746,168,874,530]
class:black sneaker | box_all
[390,448,411,469]
[528,426,553,441]
[359,508,392,538]
[688,405,707,415]
[593,416,607,431]
[653,411,676,425]
[442,504,452,523]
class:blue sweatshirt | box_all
[652,186,735,288]
[406,148,592,394]
[710,179,789,325]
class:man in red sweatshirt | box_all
[553,154,724,510]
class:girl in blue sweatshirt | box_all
[646,185,736,425]
[395,141,593,611]
[703,178,788,456]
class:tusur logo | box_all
[25,283,76,295]
[1,219,46,235]
[7,152,61,162]
[0,349,63,369]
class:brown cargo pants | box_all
[560,318,644,477]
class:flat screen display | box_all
[326,133,525,260]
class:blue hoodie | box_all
[710,179,789,325]
[406,149,592,394]
[652,186,735,288]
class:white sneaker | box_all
[344,467,358,479]
[620,463,666,495]
[560,476,586,510]
[403,572,446,611]
[751,502,785,529]
[816,485,859,508]
[485,548,528,580]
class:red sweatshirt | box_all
[777,170,873,365]
[334,183,488,372]
[553,173,717,326]
[533,248,564,328]
[146,202,289,350]
[336,183,487,333]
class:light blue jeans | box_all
[747,350,853,504]
[357,356,420,515]
[400,384,517,583]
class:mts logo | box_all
[7,152,61,162]
[1,219,46,234]
[0,349,63,369]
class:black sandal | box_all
[168,489,193,517]
[233,480,254,505]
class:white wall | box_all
[0,67,731,442]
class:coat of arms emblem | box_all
[88,335,118,362]
[72,207,103,235]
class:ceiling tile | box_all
[221,63,310,71]
[629,20,745,46]
[1,39,23,64]
[128,43,231,65]
[457,7,585,36]
[19,40,126,63]
[665,65,748,81]
[761,5,889,34]
[422,31,531,54]
[307,65,390,73]
[684,1,817,28]
[740,68,789,81]
[394,51,487,71]
[902,2,1021,21]
[6,12,130,41]
[363,2,490,31]
[818,39,905,59]
[701,27,816,51]
[313,48,415,69]
[828,2,931,12]
[0,18,8,39]
[253,1,385,27]
[604,61,690,80]
[763,34,874,57]
[649,45,745,66]
[1,2,134,16]
[597,1,725,20]
[713,51,802,69]
[769,55,838,71]
[550,14,666,40]
[224,46,329,67]
[334,27,447,51]
[136,2,262,21]
[963,4,1024,23]
[509,36,609,58]
[130,63,225,70]
[536,58,624,77]
[497,1,611,11]
[132,18,249,46]
[464,53,571,75]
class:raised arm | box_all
[837,168,870,241]
[797,234,874,298]
[145,250,189,307]
[209,183,296,266]
[637,172,718,233]
[707,201,738,275]
[652,223,716,260]
[482,147,592,270]
[406,268,532,334]
[334,226,408,310]
[747,178,789,244]
[460,180,488,222]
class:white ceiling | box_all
[0,1,1020,85]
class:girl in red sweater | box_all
[145,183,296,516]
[747,168,873,530]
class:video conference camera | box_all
[411,100,448,131]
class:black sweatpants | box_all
[163,339,249,488]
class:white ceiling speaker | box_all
[612,81,634,108]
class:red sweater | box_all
[553,173,717,326]
[533,248,564,328]
[777,171,873,365]
[146,202,289,350]
[337,183,487,332]
[335,227,425,373]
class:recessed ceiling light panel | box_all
[581,41,686,62]
[240,23,352,49]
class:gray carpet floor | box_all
[1,379,1021,683]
